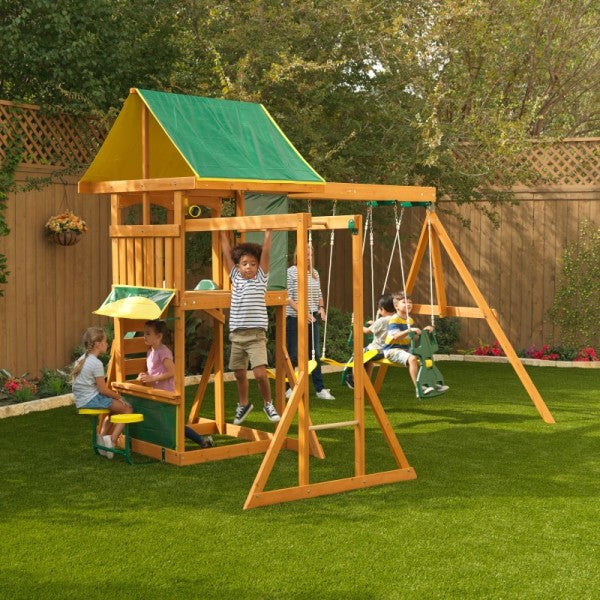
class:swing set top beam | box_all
[289,182,436,203]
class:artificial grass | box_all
[1,362,599,599]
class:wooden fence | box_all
[0,165,112,375]
[0,99,598,374]
[312,177,600,351]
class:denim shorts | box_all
[81,393,113,409]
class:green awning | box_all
[94,285,176,320]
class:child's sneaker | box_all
[233,403,253,425]
[200,436,215,448]
[102,435,115,459]
[436,384,449,392]
[420,385,435,396]
[263,402,281,423]
[96,434,107,457]
[285,387,292,399]
[316,388,335,400]
[345,373,354,389]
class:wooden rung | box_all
[309,420,359,432]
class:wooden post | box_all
[296,213,311,486]
[141,104,150,225]
[352,215,365,476]
[428,215,448,318]
[209,204,226,432]
[173,191,186,449]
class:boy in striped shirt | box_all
[220,230,280,425]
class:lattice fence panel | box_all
[526,140,600,185]
[0,100,107,166]
[457,139,600,187]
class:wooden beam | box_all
[179,290,287,311]
[310,215,364,230]
[185,213,307,233]
[194,179,325,194]
[289,182,436,203]
[244,469,417,509]
[411,304,498,319]
[78,177,198,194]
[309,420,359,431]
[109,224,180,238]
[112,381,181,404]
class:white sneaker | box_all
[316,388,335,400]
[102,435,115,459]
[420,385,435,396]
[96,434,106,457]
[285,388,292,399]
[436,384,449,392]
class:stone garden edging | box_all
[1,357,597,419]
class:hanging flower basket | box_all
[45,211,87,246]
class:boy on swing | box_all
[383,291,449,397]
[344,293,396,389]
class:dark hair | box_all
[378,294,395,313]
[145,320,172,346]
[231,242,262,265]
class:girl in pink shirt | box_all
[137,320,175,392]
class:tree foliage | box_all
[0,0,182,112]
[1,0,598,189]
[170,0,600,206]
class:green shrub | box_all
[37,368,71,398]
[320,306,355,362]
[433,316,461,354]
[550,220,600,347]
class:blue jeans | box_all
[286,315,325,392]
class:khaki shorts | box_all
[383,347,412,366]
[229,328,268,371]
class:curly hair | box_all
[231,242,262,265]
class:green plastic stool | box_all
[109,413,144,464]
[78,408,110,457]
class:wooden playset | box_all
[78,89,554,509]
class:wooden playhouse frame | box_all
[79,89,554,510]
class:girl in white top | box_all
[72,327,133,457]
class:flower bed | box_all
[473,341,598,362]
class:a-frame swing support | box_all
[290,186,554,425]
[403,207,555,424]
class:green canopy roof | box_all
[80,89,324,185]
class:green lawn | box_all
[1,362,599,599]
